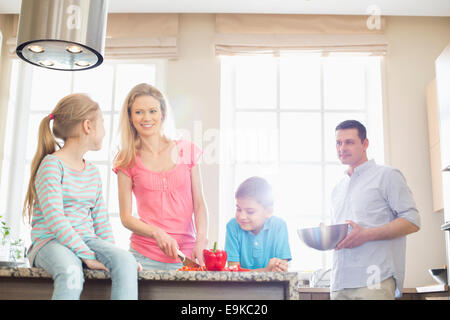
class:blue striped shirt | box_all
[28,154,114,266]
[330,160,420,298]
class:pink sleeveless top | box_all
[113,140,202,263]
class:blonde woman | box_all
[114,83,208,270]
[23,93,138,300]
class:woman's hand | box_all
[266,258,288,272]
[154,228,179,260]
[82,258,109,272]
[191,237,208,266]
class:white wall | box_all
[166,14,221,247]
[384,16,450,287]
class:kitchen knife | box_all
[176,248,202,268]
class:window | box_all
[219,53,385,272]
[0,59,167,251]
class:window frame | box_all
[219,53,387,272]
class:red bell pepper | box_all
[203,241,227,271]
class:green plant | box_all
[9,239,24,261]
[0,215,10,246]
[0,216,25,262]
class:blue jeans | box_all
[34,238,138,300]
[130,247,182,270]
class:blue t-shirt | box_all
[225,216,292,269]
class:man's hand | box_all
[335,220,371,250]
[335,217,419,250]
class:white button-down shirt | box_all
[330,160,420,298]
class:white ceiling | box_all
[1,0,450,16]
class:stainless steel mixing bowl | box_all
[297,223,349,251]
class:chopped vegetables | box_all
[177,265,207,271]
[223,264,250,272]
[177,264,250,272]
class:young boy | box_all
[225,176,292,271]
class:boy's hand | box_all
[266,258,288,272]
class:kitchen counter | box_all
[0,266,300,300]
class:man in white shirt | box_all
[330,120,420,300]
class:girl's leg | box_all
[34,240,84,300]
[85,238,138,300]
[129,247,182,271]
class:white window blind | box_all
[215,14,388,57]
[7,13,180,59]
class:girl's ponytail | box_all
[22,115,59,223]
[22,93,99,223]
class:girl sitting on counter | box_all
[23,93,139,300]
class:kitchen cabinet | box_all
[436,45,450,177]
[426,78,444,212]
[435,43,450,286]
[298,287,449,300]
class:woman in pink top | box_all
[113,83,208,270]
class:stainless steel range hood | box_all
[16,0,109,71]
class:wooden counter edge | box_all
[298,287,422,293]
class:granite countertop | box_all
[0,266,298,282]
[0,267,300,299]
